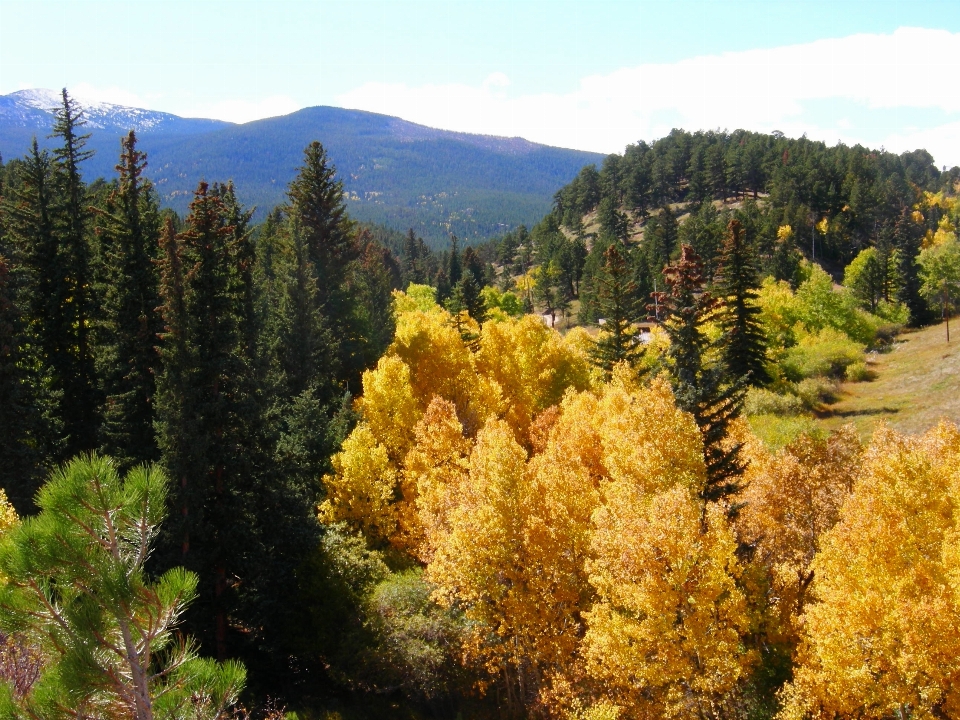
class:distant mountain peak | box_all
[0,89,232,135]
[8,88,64,112]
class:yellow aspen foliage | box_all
[737,426,862,640]
[780,423,960,720]
[425,404,604,703]
[521,391,605,670]
[594,377,706,499]
[584,488,752,720]
[357,355,422,464]
[0,489,17,536]
[319,423,398,544]
[426,418,531,677]
[476,315,591,441]
[582,379,752,718]
[390,308,482,431]
[392,284,442,315]
[403,397,473,561]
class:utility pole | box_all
[943,280,951,343]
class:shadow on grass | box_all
[817,406,900,419]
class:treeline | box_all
[0,90,407,699]
[493,129,960,329]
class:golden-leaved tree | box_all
[583,379,754,720]
[322,290,592,552]
[737,425,863,646]
[779,423,960,720]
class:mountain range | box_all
[0,89,604,243]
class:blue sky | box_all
[2,0,960,164]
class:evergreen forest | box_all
[2,92,960,720]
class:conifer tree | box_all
[590,243,644,376]
[0,254,45,513]
[447,234,463,289]
[0,455,246,720]
[2,141,66,476]
[155,182,260,661]
[717,219,770,386]
[95,131,162,471]
[653,245,747,502]
[50,88,99,455]
[285,141,361,382]
[894,208,930,325]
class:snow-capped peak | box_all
[7,88,163,130]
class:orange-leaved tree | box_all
[780,423,960,720]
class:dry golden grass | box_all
[819,321,960,438]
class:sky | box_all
[2,0,960,165]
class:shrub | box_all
[845,361,871,382]
[747,413,825,451]
[743,388,804,417]
[794,377,840,409]
[781,328,865,380]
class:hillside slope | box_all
[821,321,960,437]
[0,90,604,244]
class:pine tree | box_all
[401,227,425,285]
[448,234,463,288]
[50,88,99,455]
[590,243,644,376]
[653,245,747,503]
[95,131,162,471]
[0,455,246,720]
[717,219,770,387]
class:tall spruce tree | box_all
[95,131,162,470]
[590,243,644,376]
[155,182,262,661]
[50,88,99,455]
[0,253,45,513]
[894,208,930,325]
[2,141,66,481]
[653,245,747,503]
[717,219,770,386]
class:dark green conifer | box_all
[653,245,747,503]
[50,88,99,455]
[717,220,770,387]
[95,131,162,470]
[155,183,263,661]
[894,208,931,326]
[590,243,644,376]
[0,254,46,513]
[2,141,66,475]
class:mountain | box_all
[0,90,604,243]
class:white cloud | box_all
[335,27,960,166]
[56,84,299,125]
[69,83,160,109]
[176,95,301,124]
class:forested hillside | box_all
[0,89,603,244]
[3,92,960,720]
[492,129,959,327]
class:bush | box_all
[743,388,804,417]
[364,569,467,702]
[781,328,865,380]
[845,360,872,382]
[747,413,825,451]
[793,377,840,409]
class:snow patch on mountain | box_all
[0,89,232,135]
